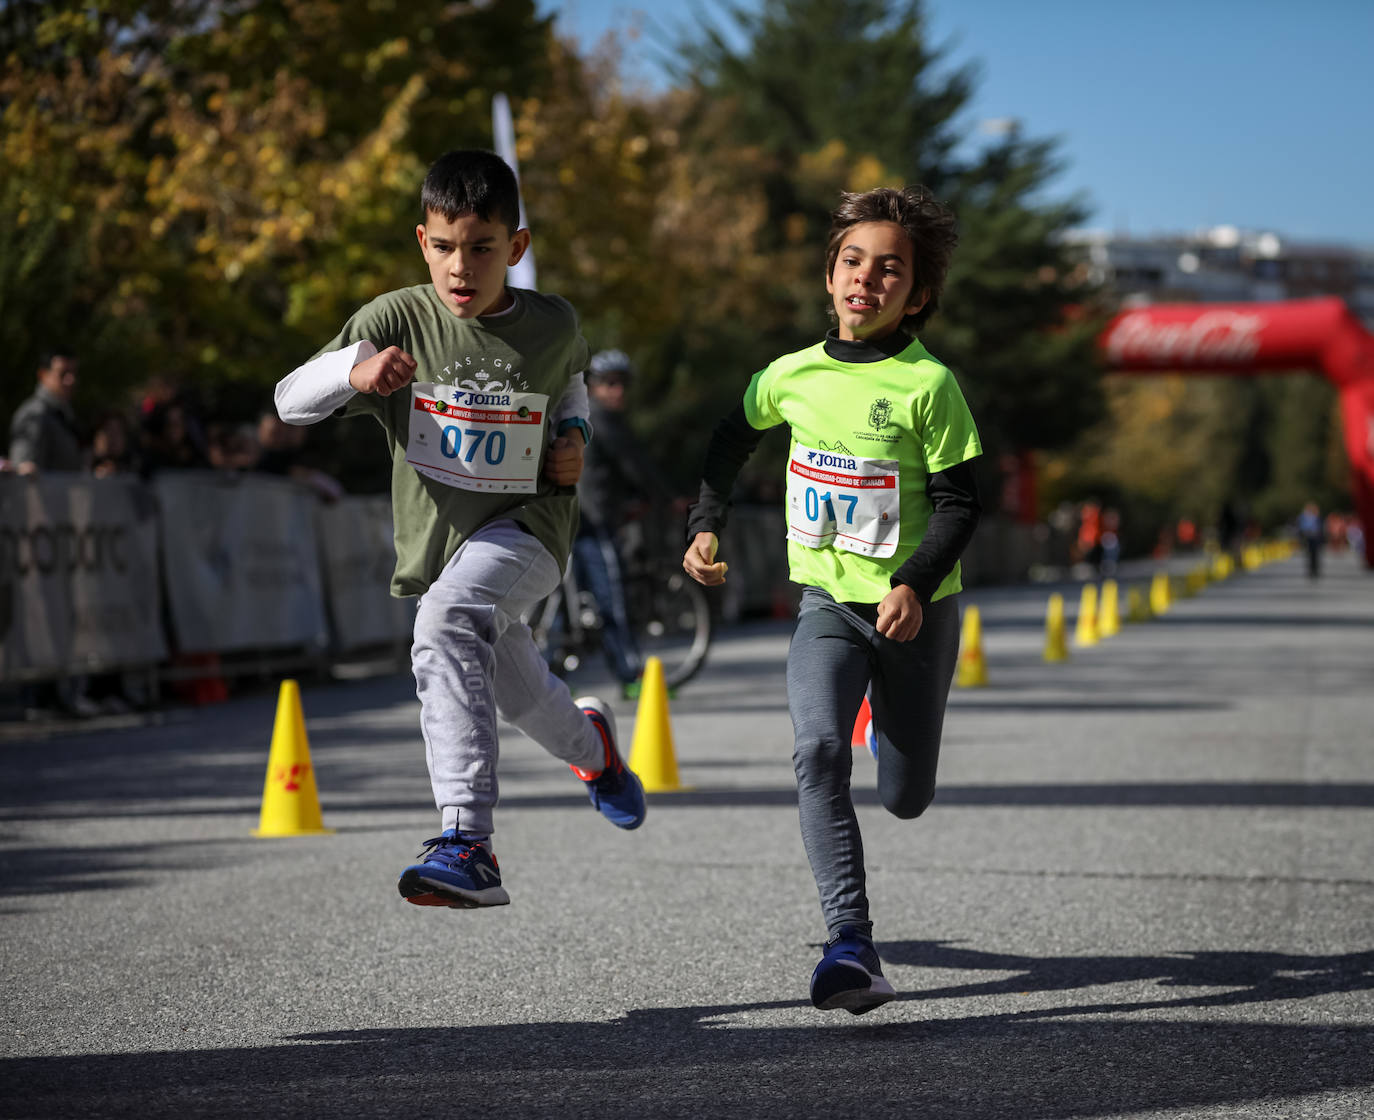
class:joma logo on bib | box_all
[806,450,857,470]
[451,391,511,407]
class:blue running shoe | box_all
[810,926,896,1015]
[571,697,646,830]
[397,830,510,909]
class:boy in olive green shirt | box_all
[276,150,645,910]
[684,186,982,1013]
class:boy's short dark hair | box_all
[420,149,522,234]
[825,186,958,331]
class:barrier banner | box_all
[315,496,413,650]
[0,473,166,680]
[155,472,328,654]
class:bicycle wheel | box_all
[629,564,712,689]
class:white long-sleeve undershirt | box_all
[274,340,591,439]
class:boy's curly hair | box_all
[825,186,958,331]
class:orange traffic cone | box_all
[253,680,333,837]
[628,656,689,792]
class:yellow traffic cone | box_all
[253,679,333,837]
[1149,571,1171,615]
[1098,580,1121,637]
[1043,593,1070,662]
[1074,583,1099,648]
[1210,553,1232,581]
[956,605,989,687]
[1126,585,1151,623]
[628,656,689,792]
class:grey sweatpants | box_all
[411,519,605,836]
[787,586,961,939]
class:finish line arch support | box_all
[1098,297,1374,569]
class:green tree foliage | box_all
[2,0,554,447]
[660,0,1107,492]
[5,0,1110,509]
[1043,373,1350,550]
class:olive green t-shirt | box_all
[319,284,589,596]
[743,336,981,603]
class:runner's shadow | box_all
[881,941,1374,1017]
[3,1006,1371,1118]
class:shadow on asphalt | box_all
[2,970,1371,1117]
[880,942,1374,1014]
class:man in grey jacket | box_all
[8,351,83,473]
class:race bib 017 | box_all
[786,443,900,558]
[405,383,549,493]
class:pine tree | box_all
[667,0,1106,491]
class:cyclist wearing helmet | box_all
[576,349,674,693]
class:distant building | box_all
[1067,226,1374,326]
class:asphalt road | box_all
[2,549,1372,1119]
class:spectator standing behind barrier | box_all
[575,349,675,695]
[273,148,646,913]
[7,351,83,474]
[1298,500,1323,579]
[5,350,104,717]
[90,411,142,478]
[138,389,209,475]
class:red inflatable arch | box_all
[1098,297,1374,568]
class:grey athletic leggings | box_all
[787,585,961,939]
[411,520,604,837]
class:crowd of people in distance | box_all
[3,353,341,502]
[2,353,345,721]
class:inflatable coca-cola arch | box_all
[1098,297,1374,568]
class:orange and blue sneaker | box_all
[571,697,646,830]
[810,926,896,1014]
[397,830,510,909]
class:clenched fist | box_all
[876,583,923,642]
[350,346,416,396]
[544,430,585,486]
[683,532,728,586]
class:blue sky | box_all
[536,0,1374,248]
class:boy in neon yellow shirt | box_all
[684,186,981,1013]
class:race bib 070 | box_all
[405,383,549,493]
[786,443,900,558]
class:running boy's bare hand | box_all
[350,346,416,396]
[683,532,728,586]
[876,584,923,641]
[544,429,585,486]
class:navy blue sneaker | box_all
[397,830,510,909]
[810,926,896,1014]
[572,697,646,830]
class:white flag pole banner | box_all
[0,473,166,680]
[315,496,414,651]
[492,91,537,291]
[155,472,328,654]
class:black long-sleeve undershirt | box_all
[687,350,982,604]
